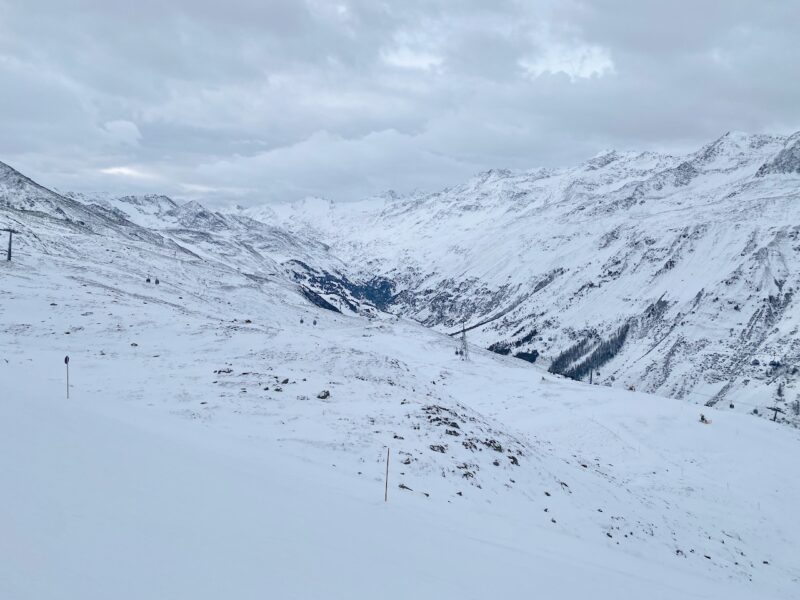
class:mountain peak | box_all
[120,193,177,207]
[0,160,37,186]
[474,168,513,182]
[688,130,785,172]
[705,130,781,153]
[583,149,624,170]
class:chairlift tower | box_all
[2,228,20,261]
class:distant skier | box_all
[699,413,710,424]
[154,278,160,285]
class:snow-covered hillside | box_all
[2,157,800,598]
[264,131,800,425]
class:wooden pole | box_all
[384,447,390,502]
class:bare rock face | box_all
[756,134,800,176]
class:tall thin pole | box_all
[65,355,70,399]
[384,447,390,502]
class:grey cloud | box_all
[0,0,798,205]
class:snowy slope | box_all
[2,159,800,598]
[264,131,800,425]
[4,368,799,600]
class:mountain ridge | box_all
[264,130,800,424]
[2,130,799,424]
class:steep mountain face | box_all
[267,132,800,424]
[757,132,800,176]
[0,164,184,252]
[91,193,384,315]
[0,162,383,317]
[1,162,121,229]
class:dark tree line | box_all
[514,350,539,363]
[548,336,595,375]
[550,324,631,382]
[487,341,511,355]
[514,328,538,347]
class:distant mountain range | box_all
[262,130,800,421]
[2,129,799,424]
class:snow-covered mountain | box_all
[2,155,800,598]
[265,131,800,425]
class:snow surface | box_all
[2,161,800,597]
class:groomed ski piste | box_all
[1,181,799,599]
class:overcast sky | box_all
[1,0,799,205]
